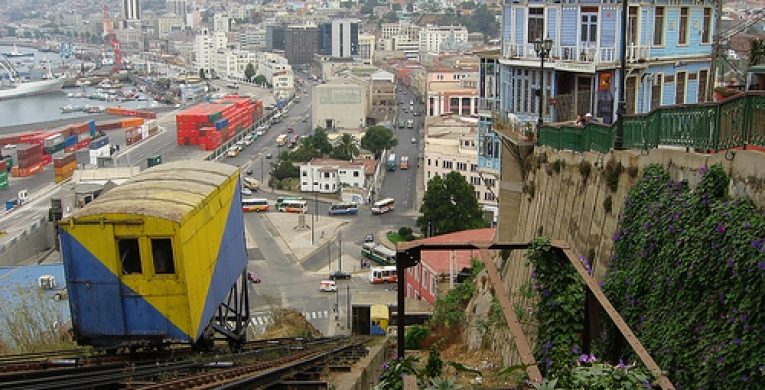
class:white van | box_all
[319,280,337,292]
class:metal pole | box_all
[338,237,342,272]
[315,192,318,222]
[346,285,351,330]
[707,0,724,102]
[537,53,545,146]
[615,0,629,150]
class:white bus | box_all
[329,203,359,215]
[278,199,308,213]
[369,266,398,284]
[242,198,269,212]
[371,198,395,214]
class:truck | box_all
[276,134,288,147]
[227,145,241,157]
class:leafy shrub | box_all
[405,325,429,350]
[423,346,444,379]
[603,195,613,214]
[398,225,416,241]
[578,160,592,182]
[603,158,624,192]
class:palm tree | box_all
[331,133,359,160]
[291,137,321,162]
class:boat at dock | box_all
[1,52,66,100]
[2,44,34,58]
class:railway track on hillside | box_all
[0,337,369,389]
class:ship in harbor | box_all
[2,44,34,58]
[0,53,65,100]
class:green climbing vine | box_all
[602,163,765,389]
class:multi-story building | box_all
[194,29,228,75]
[419,24,470,53]
[213,49,258,80]
[369,69,396,111]
[285,25,319,65]
[154,14,184,37]
[358,33,376,65]
[237,26,266,50]
[425,65,480,116]
[256,52,294,93]
[477,1,719,240]
[319,19,360,58]
[166,0,186,18]
[312,79,367,130]
[213,14,230,32]
[122,0,140,21]
[266,25,286,51]
[423,115,499,222]
[299,158,368,194]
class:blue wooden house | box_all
[489,0,718,125]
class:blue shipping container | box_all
[89,136,109,150]
[88,120,96,134]
[214,118,229,130]
[64,135,78,147]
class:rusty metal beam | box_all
[477,245,542,383]
[550,240,675,390]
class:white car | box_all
[411,137,416,144]
[241,187,252,196]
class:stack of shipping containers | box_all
[176,97,263,151]
[0,160,7,189]
[10,144,44,177]
[53,153,78,183]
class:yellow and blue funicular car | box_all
[58,161,250,351]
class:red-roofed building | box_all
[404,228,495,304]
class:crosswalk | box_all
[249,310,332,331]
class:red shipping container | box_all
[73,123,90,134]
[17,143,43,158]
[65,144,78,153]
[121,109,139,117]
[41,153,52,166]
[0,160,6,171]
[77,139,91,149]
[0,134,21,146]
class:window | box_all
[431,275,437,293]
[442,161,453,169]
[484,192,496,201]
[471,164,478,171]
[650,74,663,110]
[528,8,544,43]
[353,171,359,177]
[119,238,142,274]
[484,178,495,187]
[152,238,175,274]
[457,162,467,171]
[471,176,481,185]
[323,172,330,178]
[475,191,480,199]
[653,7,665,46]
[698,69,709,102]
[581,11,598,43]
[427,158,431,166]
[675,72,687,104]
[678,7,689,45]
[628,6,639,47]
[302,171,307,176]
[702,8,712,45]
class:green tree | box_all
[254,74,267,87]
[291,136,321,162]
[417,171,489,236]
[199,68,206,80]
[271,150,299,181]
[360,125,397,159]
[392,3,402,11]
[330,133,359,160]
[312,128,333,155]
[244,63,256,82]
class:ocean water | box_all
[0,45,166,129]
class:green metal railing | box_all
[539,91,765,153]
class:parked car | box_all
[365,233,375,243]
[411,137,416,144]
[266,152,273,159]
[247,272,261,283]
[329,270,352,280]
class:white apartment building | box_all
[194,29,228,73]
[213,49,258,80]
[358,33,375,65]
[423,116,499,222]
[256,52,294,92]
[213,14,230,32]
[419,25,469,53]
[238,27,266,50]
[299,158,367,193]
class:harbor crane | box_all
[101,4,122,73]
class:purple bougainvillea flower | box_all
[579,354,589,362]
[734,338,740,345]
[717,224,726,234]
[572,347,579,354]
[743,376,748,382]
[727,258,735,268]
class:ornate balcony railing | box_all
[537,92,765,153]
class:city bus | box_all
[369,266,398,284]
[361,243,396,266]
[399,156,409,170]
[278,199,308,213]
[371,198,395,214]
[275,196,304,208]
[328,203,359,215]
[242,198,269,212]
[386,153,396,171]
[276,134,288,146]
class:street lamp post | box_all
[533,37,554,145]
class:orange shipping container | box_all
[54,161,77,176]
[55,171,75,183]
[120,118,145,128]
[107,107,124,115]
[11,161,44,177]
